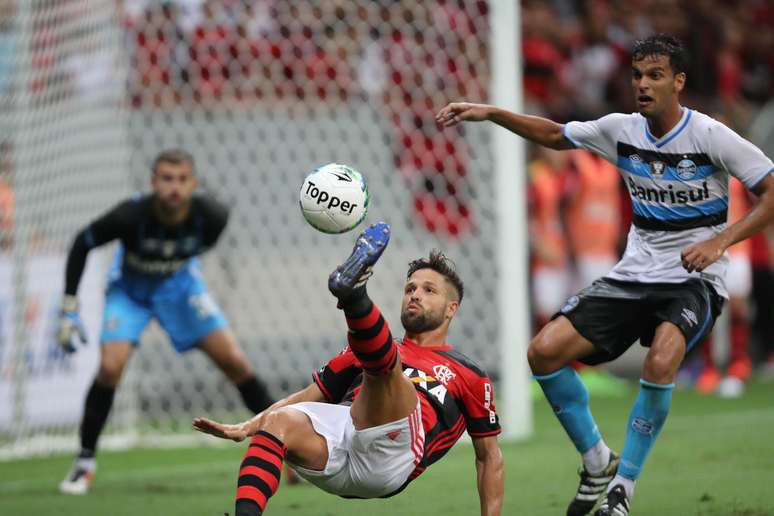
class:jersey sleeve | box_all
[199,195,230,249]
[706,121,774,190]
[85,198,137,248]
[459,370,501,437]
[312,347,362,403]
[563,113,630,165]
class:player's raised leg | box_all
[595,322,684,516]
[328,222,418,428]
[529,317,620,516]
[59,341,133,495]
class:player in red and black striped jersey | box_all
[193,222,504,516]
[314,336,501,481]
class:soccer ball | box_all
[299,163,369,234]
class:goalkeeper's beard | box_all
[401,305,444,334]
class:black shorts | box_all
[553,278,725,366]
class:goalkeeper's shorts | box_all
[99,259,227,352]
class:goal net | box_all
[0,0,530,459]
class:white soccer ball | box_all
[299,163,369,234]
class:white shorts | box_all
[286,401,424,498]
[727,254,752,298]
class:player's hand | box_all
[435,102,493,127]
[681,237,727,273]
[57,295,87,353]
[192,417,248,442]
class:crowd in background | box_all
[2,0,774,391]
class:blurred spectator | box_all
[565,150,622,288]
[64,33,122,104]
[115,0,773,117]
[129,1,189,107]
[696,178,753,397]
[113,0,773,375]
[521,1,569,117]
[565,1,623,120]
[381,1,486,236]
[527,146,571,328]
[751,229,774,377]
[189,0,233,102]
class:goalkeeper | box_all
[58,149,273,495]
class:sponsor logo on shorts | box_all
[561,295,580,314]
[681,308,698,327]
[632,417,654,435]
[386,430,401,441]
[189,293,220,319]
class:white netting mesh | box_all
[1,0,508,457]
[0,0,131,456]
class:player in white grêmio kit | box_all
[437,34,774,516]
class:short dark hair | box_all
[152,149,195,174]
[407,249,464,303]
[632,34,688,75]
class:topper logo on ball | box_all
[304,180,359,215]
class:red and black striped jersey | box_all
[313,336,501,481]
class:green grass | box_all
[2,381,774,515]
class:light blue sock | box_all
[534,366,601,453]
[618,379,674,480]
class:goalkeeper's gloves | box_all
[58,295,87,353]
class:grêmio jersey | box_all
[563,108,774,297]
[65,193,228,295]
[313,337,501,490]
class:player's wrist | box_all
[238,421,253,438]
[483,105,498,122]
[61,294,79,313]
[714,232,734,252]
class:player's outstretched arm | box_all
[682,174,774,272]
[192,382,326,441]
[435,102,574,150]
[473,435,504,516]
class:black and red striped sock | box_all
[340,288,397,376]
[234,431,286,516]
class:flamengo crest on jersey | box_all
[564,108,774,298]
